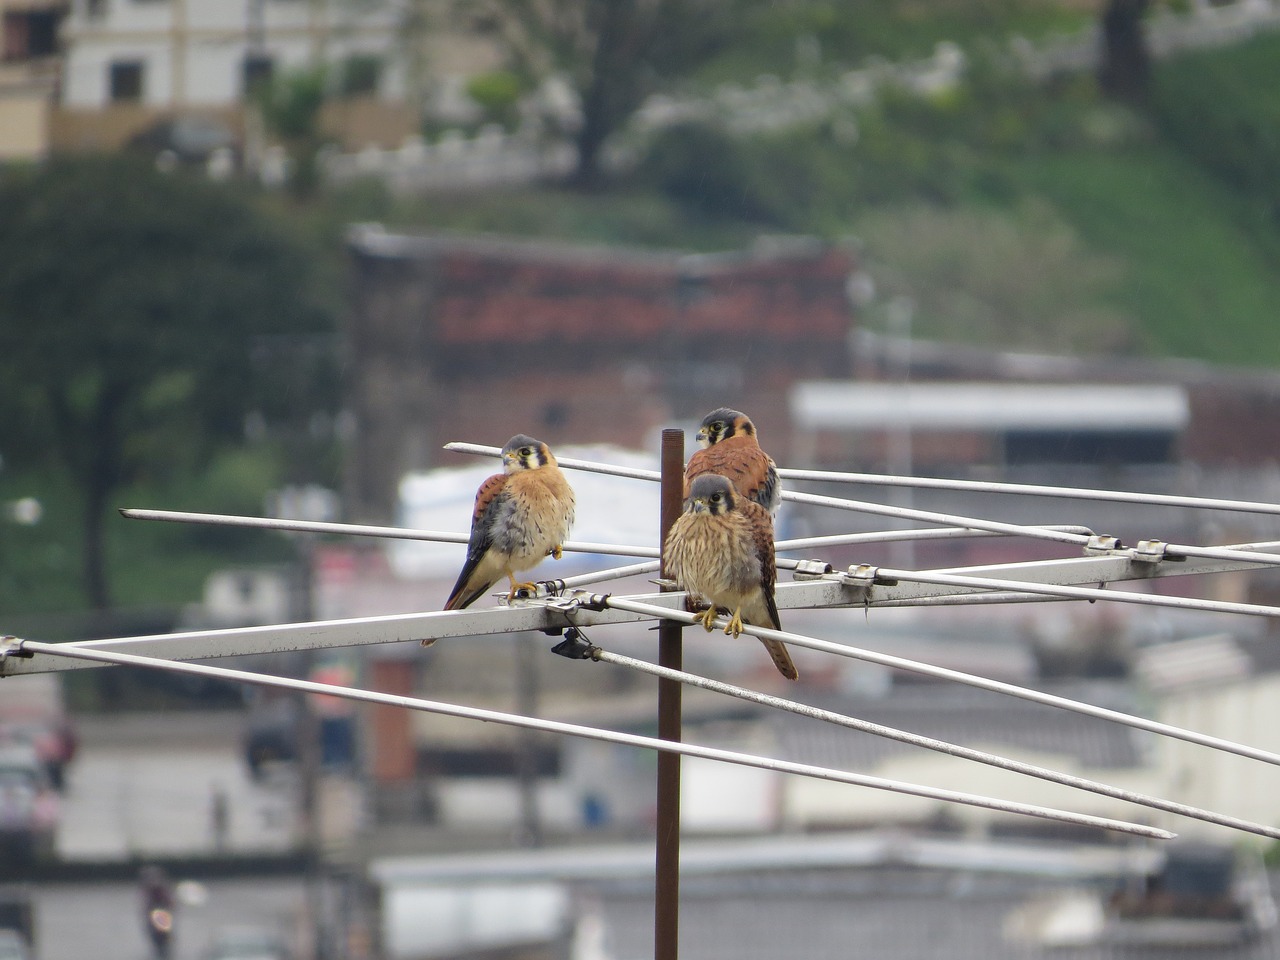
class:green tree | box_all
[454,0,743,188]
[1098,0,1151,103]
[0,155,335,610]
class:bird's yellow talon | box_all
[696,607,718,632]
[551,545,563,560]
[724,611,745,637]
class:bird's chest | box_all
[492,474,574,561]
[666,516,758,602]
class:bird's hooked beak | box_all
[694,428,711,448]
[686,497,710,514]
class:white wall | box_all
[1151,673,1280,845]
[60,0,401,107]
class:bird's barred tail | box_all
[760,637,799,681]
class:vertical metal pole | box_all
[655,428,685,960]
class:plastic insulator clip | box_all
[791,559,834,580]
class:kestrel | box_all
[684,407,780,517]
[663,473,798,681]
[442,434,576,612]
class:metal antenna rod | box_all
[777,465,1280,519]
[120,508,653,559]
[444,440,1280,520]
[6,638,1175,839]
[598,596,1280,767]
[444,443,1280,567]
[587,646,1280,839]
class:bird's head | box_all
[695,408,754,448]
[685,473,736,516]
[501,434,553,472]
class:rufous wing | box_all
[443,473,510,611]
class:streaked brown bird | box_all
[683,407,780,518]
[663,473,798,681]
[441,434,576,614]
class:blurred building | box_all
[49,0,409,154]
[1136,633,1280,842]
[343,225,861,523]
[0,0,66,159]
[58,0,401,110]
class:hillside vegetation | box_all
[7,5,1280,622]
[345,22,1280,368]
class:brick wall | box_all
[344,230,858,521]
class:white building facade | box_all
[59,0,406,108]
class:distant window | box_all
[242,53,273,98]
[339,54,381,96]
[1,12,26,59]
[109,60,144,102]
[26,11,60,56]
[1,10,59,59]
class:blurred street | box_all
[27,878,307,960]
[57,710,298,861]
[7,710,313,960]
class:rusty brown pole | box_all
[655,427,685,960]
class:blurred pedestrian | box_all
[139,864,175,960]
[210,784,229,852]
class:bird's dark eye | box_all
[712,422,724,432]
[521,447,533,457]
[710,493,722,502]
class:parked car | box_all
[243,694,299,780]
[127,114,239,169]
[0,887,34,958]
[0,674,76,790]
[0,745,59,863]
[0,929,32,960]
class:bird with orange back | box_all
[664,473,798,681]
[439,434,576,616]
[683,408,780,518]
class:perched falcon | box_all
[683,407,780,517]
[663,473,798,681]
[442,434,576,612]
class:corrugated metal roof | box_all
[791,382,1191,431]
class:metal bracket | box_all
[841,563,894,602]
[507,579,567,603]
[550,627,600,661]
[1085,535,1125,556]
[791,559,834,580]
[1132,539,1170,564]
[0,636,33,675]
